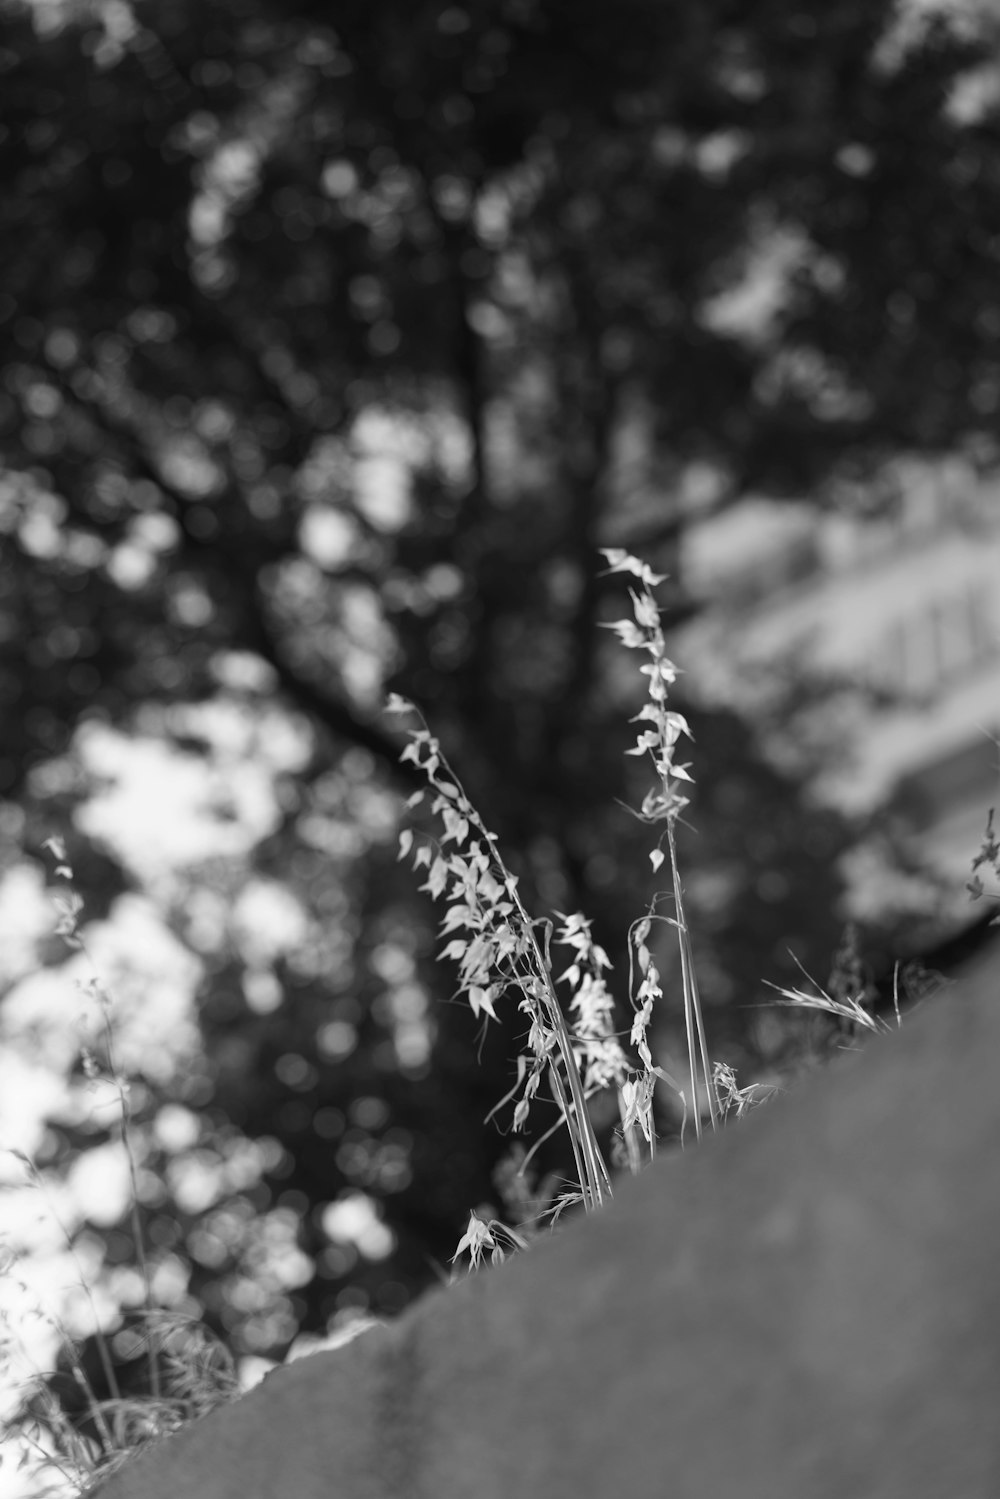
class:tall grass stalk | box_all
[599,548,720,1140]
[385,705,613,1211]
[43,839,160,1401]
[390,547,723,1230]
[2,847,237,1495]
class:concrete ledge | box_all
[95,941,1000,1498]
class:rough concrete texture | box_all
[95,942,1000,1498]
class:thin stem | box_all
[667,824,719,1136]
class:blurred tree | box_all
[1,0,998,1404]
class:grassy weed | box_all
[391,549,752,1267]
[1,848,236,1497]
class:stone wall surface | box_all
[95,942,1000,1499]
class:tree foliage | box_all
[1,0,998,1388]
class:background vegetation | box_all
[2,0,999,1440]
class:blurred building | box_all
[677,455,1000,904]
